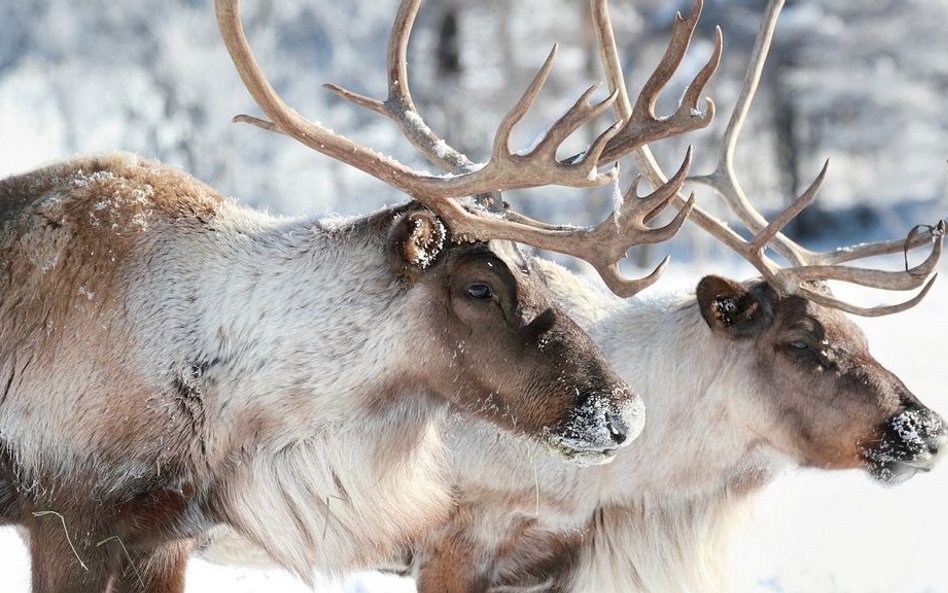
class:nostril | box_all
[606,411,628,445]
[928,428,948,456]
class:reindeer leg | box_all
[415,527,493,593]
[108,540,191,593]
[27,480,196,593]
[28,515,114,593]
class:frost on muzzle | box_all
[545,389,645,467]
[862,407,947,484]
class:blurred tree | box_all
[0,0,944,249]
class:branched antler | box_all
[589,0,722,164]
[217,0,622,200]
[592,0,942,316]
[217,0,698,296]
[305,0,724,295]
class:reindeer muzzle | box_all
[545,388,645,467]
[863,407,947,484]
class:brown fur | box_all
[413,502,583,593]
[1,154,641,592]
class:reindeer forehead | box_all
[775,295,868,347]
[486,240,532,275]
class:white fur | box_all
[153,210,457,578]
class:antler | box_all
[593,0,943,316]
[587,0,722,165]
[216,0,625,200]
[306,0,729,296]
[216,0,689,297]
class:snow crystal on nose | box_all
[546,389,645,452]
[571,395,613,444]
[891,408,943,446]
[864,408,945,466]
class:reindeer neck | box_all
[557,282,780,593]
[573,492,754,593]
[584,299,781,510]
[127,201,430,458]
[162,204,455,575]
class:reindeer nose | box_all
[928,434,946,458]
[545,391,645,466]
[606,411,629,445]
[888,407,947,470]
[924,413,948,459]
[605,389,645,447]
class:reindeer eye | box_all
[466,283,493,299]
[789,341,808,350]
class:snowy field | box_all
[1,260,946,593]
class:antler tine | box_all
[747,159,828,254]
[591,0,722,164]
[601,0,942,315]
[797,274,939,318]
[323,0,502,209]
[488,47,619,176]
[499,151,695,239]
[811,220,943,265]
[324,0,479,175]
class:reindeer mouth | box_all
[862,408,947,485]
[864,457,935,485]
[549,443,618,466]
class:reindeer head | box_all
[698,275,946,484]
[388,209,642,465]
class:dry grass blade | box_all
[32,510,88,571]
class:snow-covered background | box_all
[1,0,946,591]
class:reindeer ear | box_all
[387,210,447,282]
[696,275,769,337]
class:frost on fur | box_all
[387,210,447,280]
[544,390,645,466]
[407,215,446,269]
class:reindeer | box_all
[198,0,946,589]
[0,0,725,590]
[387,1,946,591]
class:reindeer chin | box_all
[550,445,618,467]
[864,459,928,485]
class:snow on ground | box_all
[1,260,946,593]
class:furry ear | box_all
[387,210,447,282]
[696,275,770,337]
